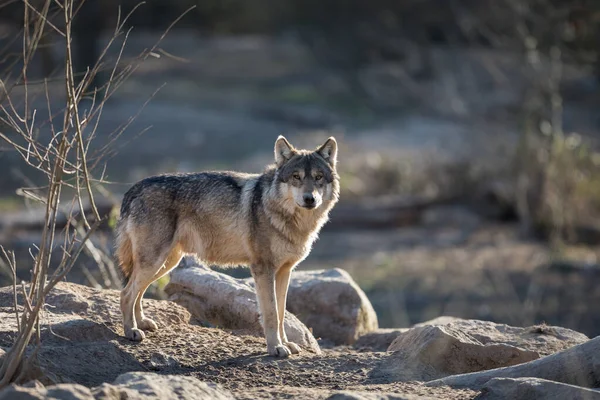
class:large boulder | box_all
[428,336,600,390]
[351,317,463,352]
[164,259,321,354]
[283,268,379,345]
[379,324,538,382]
[398,318,589,356]
[371,318,588,382]
[475,377,600,400]
[404,318,588,356]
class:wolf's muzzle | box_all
[302,193,316,208]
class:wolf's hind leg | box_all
[135,246,183,332]
[122,260,164,340]
[121,232,172,341]
[121,266,148,341]
[275,264,300,354]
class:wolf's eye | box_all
[292,173,301,180]
[315,174,323,181]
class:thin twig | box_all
[0,248,20,333]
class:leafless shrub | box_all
[0,0,194,386]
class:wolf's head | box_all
[274,135,339,210]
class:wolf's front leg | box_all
[252,266,291,358]
[275,264,301,354]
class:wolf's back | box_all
[114,172,246,279]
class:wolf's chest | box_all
[270,234,316,266]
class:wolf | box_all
[116,136,339,357]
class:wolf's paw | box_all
[268,344,292,358]
[283,341,301,354]
[138,318,158,332]
[125,327,146,342]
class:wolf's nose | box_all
[303,194,315,205]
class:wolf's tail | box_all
[115,219,134,281]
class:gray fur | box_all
[116,136,340,357]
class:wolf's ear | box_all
[275,135,296,166]
[317,137,337,167]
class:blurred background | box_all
[1,0,600,337]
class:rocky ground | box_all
[0,267,598,399]
[0,282,476,399]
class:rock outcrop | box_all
[392,319,589,356]
[427,336,600,390]
[165,260,379,348]
[371,318,588,382]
